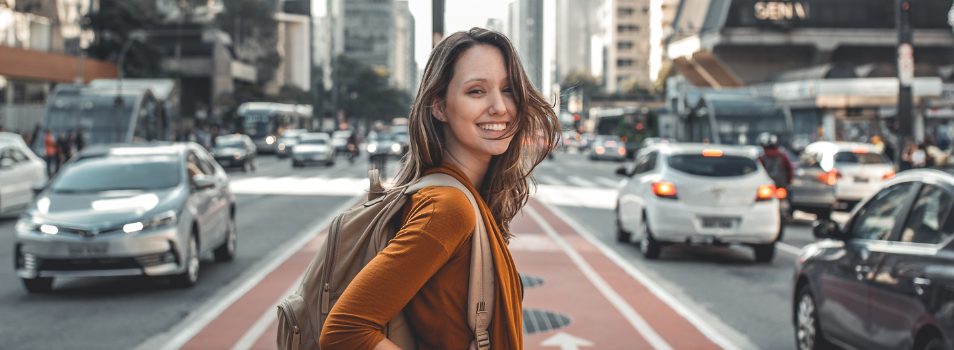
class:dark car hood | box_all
[31,187,183,227]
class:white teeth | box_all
[479,123,507,131]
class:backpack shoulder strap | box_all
[406,173,494,350]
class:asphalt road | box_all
[0,149,831,349]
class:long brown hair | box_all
[392,27,560,238]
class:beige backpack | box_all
[276,170,494,349]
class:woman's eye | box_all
[468,89,484,95]
[502,87,513,94]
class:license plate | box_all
[68,243,108,256]
[854,177,869,183]
[701,217,734,229]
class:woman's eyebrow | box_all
[463,77,510,85]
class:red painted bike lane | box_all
[175,199,727,350]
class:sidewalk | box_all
[174,199,730,350]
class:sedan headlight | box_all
[367,144,378,153]
[391,144,401,153]
[123,210,178,234]
[266,136,276,145]
[233,152,243,160]
[15,217,51,234]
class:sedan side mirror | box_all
[192,174,216,191]
[812,219,842,239]
[615,166,629,177]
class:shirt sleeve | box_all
[319,186,477,349]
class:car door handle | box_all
[913,277,931,286]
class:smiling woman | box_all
[319,28,560,350]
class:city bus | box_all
[234,102,313,153]
[684,93,792,147]
[33,79,174,153]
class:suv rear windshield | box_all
[834,152,888,164]
[667,154,758,177]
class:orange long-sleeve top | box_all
[320,165,524,349]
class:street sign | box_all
[898,43,914,87]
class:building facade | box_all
[554,0,595,83]
[607,0,653,93]
[342,0,394,74]
[507,0,544,90]
[392,0,416,95]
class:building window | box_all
[616,24,640,33]
[617,41,634,50]
[643,6,650,14]
[618,7,635,16]
[617,59,634,67]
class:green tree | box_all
[335,56,412,126]
[216,0,280,85]
[86,0,164,77]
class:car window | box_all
[12,148,29,162]
[667,154,757,177]
[834,151,888,165]
[186,152,206,178]
[633,151,657,175]
[195,150,217,175]
[849,182,916,241]
[899,184,954,245]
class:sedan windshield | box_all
[667,154,758,177]
[52,156,181,192]
[215,140,245,149]
[300,138,327,145]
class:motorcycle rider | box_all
[758,133,794,220]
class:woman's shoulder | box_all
[407,186,478,239]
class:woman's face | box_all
[434,44,516,166]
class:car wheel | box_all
[171,234,200,288]
[640,215,661,259]
[214,216,237,262]
[615,206,631,243]
[753,242,776,263]
[22,277,53,293]
[795,286,832,350]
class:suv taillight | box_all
[756,185,777,201]
[816,169,840,186]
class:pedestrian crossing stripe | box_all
[230,175,618,209]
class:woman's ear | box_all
[431,99,446,122]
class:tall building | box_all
[606,0,653,93]
[485,18,504,33]
[267,9,311,94]
[392,0,416,94]
[554,0,595,84]
[342,0,394,74]
[507,0,544,90]
[648,0,678,84]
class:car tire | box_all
[640,215,662,259]
[171,234,200,288]
[794,286,833,350]
[214,216,237,262]
[753,243,776,263]
[615,206,631,243]
[22,277,53,293]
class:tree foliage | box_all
[336,56,412,125]
[86,0,164,77]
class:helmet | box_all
[758,132,779,148]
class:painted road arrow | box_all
[541,332,594,350]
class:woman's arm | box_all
[319,187,476,349]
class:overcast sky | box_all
[408,0,512,71]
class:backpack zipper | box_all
[280,299,301,334]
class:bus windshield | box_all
[239,110,275,138]
[45,94,136,144]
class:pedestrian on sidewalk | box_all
[319,27,561,350]
[43,129,58,176]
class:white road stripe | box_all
[135,196,363,350]
[536,174,564,187]
[594,177,622,188]
[524,205,673,350]
[537,201,747,350]
[778,242,802,256]
[567,176,597,188]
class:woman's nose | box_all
[488,90,507,116]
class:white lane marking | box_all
[532,185,616,209]
[536,174,565,187]
[524,205,673,350]
[778,242,802,256]
[537,201,746,350]
[135,196,363,350]
[594,177,621,188]
[232,276,304,350]
[567,176,597,188]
